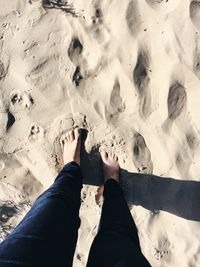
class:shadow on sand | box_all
[42,0,77,17]
[80,130,200,222]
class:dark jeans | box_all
[0,162,151,267]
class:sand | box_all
[0,0,200,266]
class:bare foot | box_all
[95,149,120,204]
[100,149,120,183]
[60,128,81,166]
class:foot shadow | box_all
[80,129,104,186]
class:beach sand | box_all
[0,0,200,266]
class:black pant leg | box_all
[100,179,141,246]
[0,161,82,267]
[86,179,151,267]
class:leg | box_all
[87,150,151,267]
[0,128,82,267]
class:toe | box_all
[60,136,64,146]
[66,134,70,142]
[109,152,114,159]
[69,130,75,142]
[100,149,108,161]
[114,154,118,161]
[61,139,65,146]
[74,127,81,140]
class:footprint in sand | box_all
[48,112,86,145]
[68,37,83,64]
[6,110,15,131]
[50,112,87,167]
[190,1,200,30]
[186,131,200,151]
[145,0,181,13]
[28,125,44,142]
[72,66,83,87]
[154,248,169,260]
[68,37,84,87]
[26,57,59,89]
[126,0,142,37]
[167,82,187,121]
[10,91,34,111]
[48,114,74,140]
[132,131,153,174]
[110,79,126,113]
[92,5,103,25]
[105,79,126,123]
[90,4,105,40]
[133,50,152,117]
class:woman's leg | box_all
[87,150,151,267]
[0,128,82,267]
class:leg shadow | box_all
[78,130,200,221]
[81,148,200,221]
[121,170,200,222]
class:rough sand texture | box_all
[0,0,200,266]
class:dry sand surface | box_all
[0,0,200,266]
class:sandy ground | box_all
[0,0,200,266]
